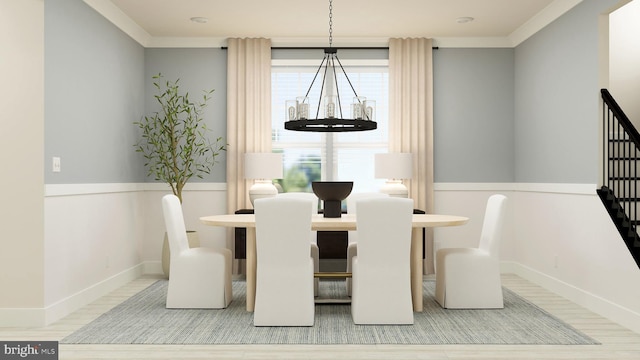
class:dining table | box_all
[200,213,469,312]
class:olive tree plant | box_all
[135,74,226,203]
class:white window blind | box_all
[272,59,389,193]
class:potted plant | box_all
[135,73,226,277]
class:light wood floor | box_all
[2,274,639,360]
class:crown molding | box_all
[272,37,516,49]
[83,0,152,46]
[147,37,229,48]
[509,0,583,46]
[432,37,513,48]
[85,0,583,49]
[123,35,517,49]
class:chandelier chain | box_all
[283,0,377,132]
[328,0,333,47]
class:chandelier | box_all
[284,0,377,132]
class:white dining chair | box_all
[162,194,233,309]
[253,196,315,326]
[345,192,389,296]
[435,194,508,309]
[351,197,414,325]
[276,192,320,296]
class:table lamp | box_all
[374,153,412,198]
[244,153,283,206]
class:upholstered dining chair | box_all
[351,197,414,325]
[345,192,389,296]
[435,194,508,309]
[276,192,320,296]
[253,196,315,326]
[162,194,232,309]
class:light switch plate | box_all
[52,157,61,172]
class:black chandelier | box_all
[284,0,377,132]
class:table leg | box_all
[245,227,256,312]
[410,227,423,312]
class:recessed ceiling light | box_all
[456,17,474,24]
[190,17,209,24]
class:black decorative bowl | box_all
[312,181,353,218]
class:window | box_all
[272,59,389,194]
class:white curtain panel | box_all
[226,38,272,211]
[389,38,435,274]
[226,38,272,274]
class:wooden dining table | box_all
[200,213,469,312]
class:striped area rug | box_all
[62,280,598,345]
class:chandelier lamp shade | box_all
[284,0,377,133]
[375,153,413,198]
[244,153,283,206]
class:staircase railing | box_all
[599,88,640,268]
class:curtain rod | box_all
[220,46,439,50]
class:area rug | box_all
[62,280,599,345]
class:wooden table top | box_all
[200,213,468,230]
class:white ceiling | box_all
[84,0,584,48]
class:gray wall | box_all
[144,48,228,183]
[514,0,618,184]
[433,48,515,183]
[277,47,517,183]
[46,0,614,185]
[609,1,640,128]
[45,0,145,184]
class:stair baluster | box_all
[598,89,640,268]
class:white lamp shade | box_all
[245,153,283,206]
[244,153,283,180]
[374,153,412,180]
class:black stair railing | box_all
[599,89,640,268]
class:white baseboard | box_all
[143,261,164,276]
[503,261,640,335]
[45,264,145,326]
[4,257,637,334]
[148,257,639,334]
[0,264,144,327]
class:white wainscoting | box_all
[133,183,229,273]
[20,182,640,333]
[39,182,227,327]
[434,183,640,334]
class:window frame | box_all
[271,58,389,193]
